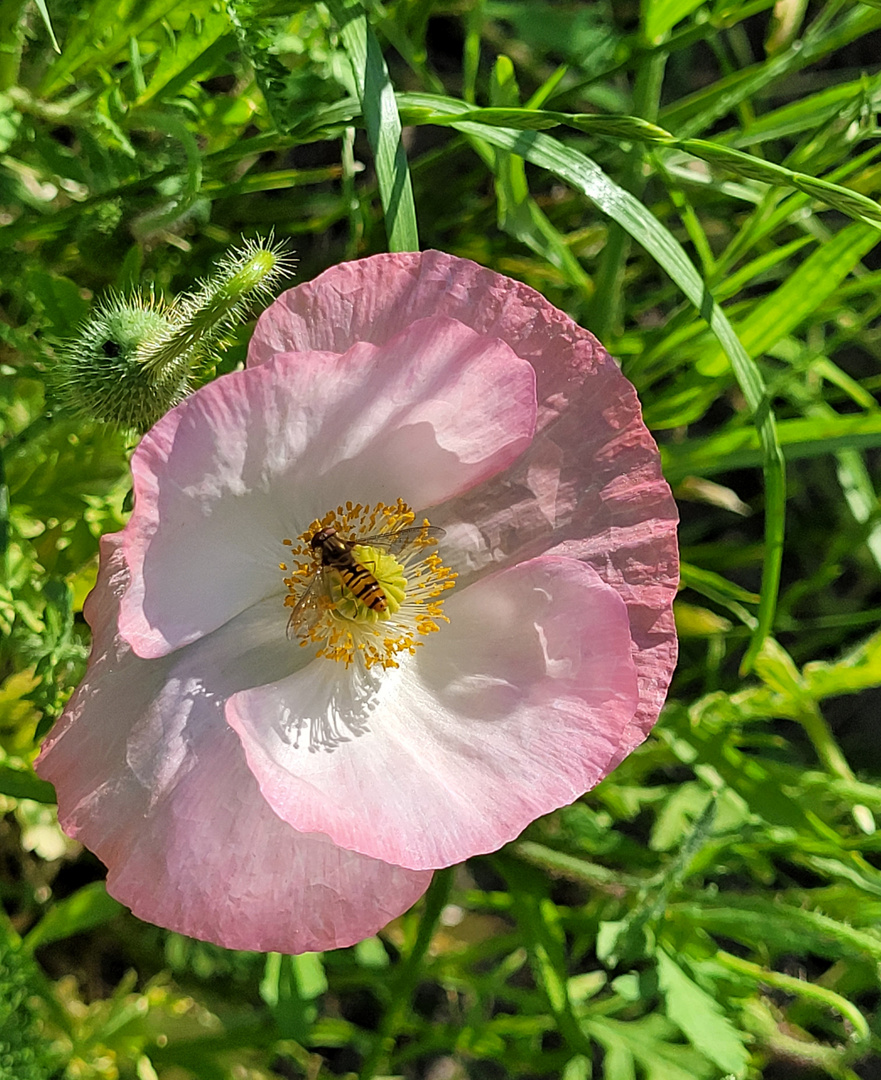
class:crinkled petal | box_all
[249,251,679,753]
[37,534,431,954]
[226,556,639,870]
[121,313,536,658]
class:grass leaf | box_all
[326,0,418,251]
[23,883,123,952]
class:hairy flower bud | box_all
[54,237,294,432]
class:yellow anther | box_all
[281,499,456,670]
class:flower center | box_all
[280,499,456,670]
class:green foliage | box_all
[0,935,53,1080]
[1,0,881,1077]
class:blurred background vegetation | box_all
[2,0,881,1077]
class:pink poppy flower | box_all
[37,251,678,954]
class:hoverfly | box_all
[286,524,445,639]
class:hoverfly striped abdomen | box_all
[310,526,388,612]
[287,520,446,640]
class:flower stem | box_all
[360,868,453,1080]
[140,242,288,375]
[717,950,870,1047]
[798,700,856,782]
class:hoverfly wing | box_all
[359,525,446,557]
[285,571,325,639]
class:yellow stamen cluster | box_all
[280,499,457,670]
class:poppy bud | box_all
[55,237,293,432]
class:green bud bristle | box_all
[55,238,294,433]
[229,248,278,293]
[55,296,181,432]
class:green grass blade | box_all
[410,104,881,226]
[0,763,56,803]
[698,221,881,377]
[326,0,418,252]
[661,4,881,137]
[643,0,708,43]
[23,882,123,952]
[31,0,59,53]
[836,446,881,572]
[662,412,881,481]
[38,0,189,96]
[486,56,592,298]
[727,72,881,147]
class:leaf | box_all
[38,0,190,96]
[696,221,881,377]
[656,949,750,1077]
[680,563,760,606]
[803,628,881,698]
[649,783,721,851]
[137,8,233,106]
[259,952,327,1041]
[754,638,808,702]
[0,764,56,804]
[674,602,732,637]
[668,897,881,962]
[23,269,89,337]
[643,0,709,43]
[662,412,881,482]
[23,882,123,951]
[32,0,60,52]
[326,0,418,252]
[597,799,719,968]
[668,710,836,840]
[585,1014,719,1080]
